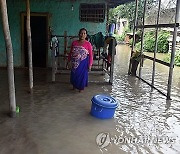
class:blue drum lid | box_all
[91,94,118,108]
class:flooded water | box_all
[140,51,180,101]
[108,45,180,154]
[0,45,180,154]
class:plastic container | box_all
[90,94,118,119]
[108,23,115,36]
[16,106,20,113]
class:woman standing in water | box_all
[68,28,93,92]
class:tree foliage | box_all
[164,50,180,66]
[136,30,170,53]
[109,0,156,30]
[108,6,121,24]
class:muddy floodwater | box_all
[0,44,180,154]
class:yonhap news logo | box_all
[96,132,176,149]
[96,132,111,149]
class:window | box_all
[80,3,105,23]
[122,21,127,27]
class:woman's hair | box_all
[78,28,88,36]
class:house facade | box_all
[0,0,109,67]
[116,18,128,35]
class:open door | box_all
[22,13,48,68]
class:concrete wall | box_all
[0,0,107,67]
[116,18,128,35]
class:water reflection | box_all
[0,45,180,154]
[110,44,180,154]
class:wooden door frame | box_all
[21,12,49,67]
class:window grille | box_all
[79,3,105,22]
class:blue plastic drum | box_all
[90,94,118,119]
[108,23,115,36]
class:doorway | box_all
[22,14,48,68]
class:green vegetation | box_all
[131,51,142,62]
[135,30,170,53]
[114,26,130,42]
[164,50,180,66]
[108,6,121,25]
[109,0,156,43]
[108,0,180,67]
[109,0,155,30]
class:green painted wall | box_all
[0,0,107,67]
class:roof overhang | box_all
[107,0,135,8]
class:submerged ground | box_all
[0,45,180,154]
